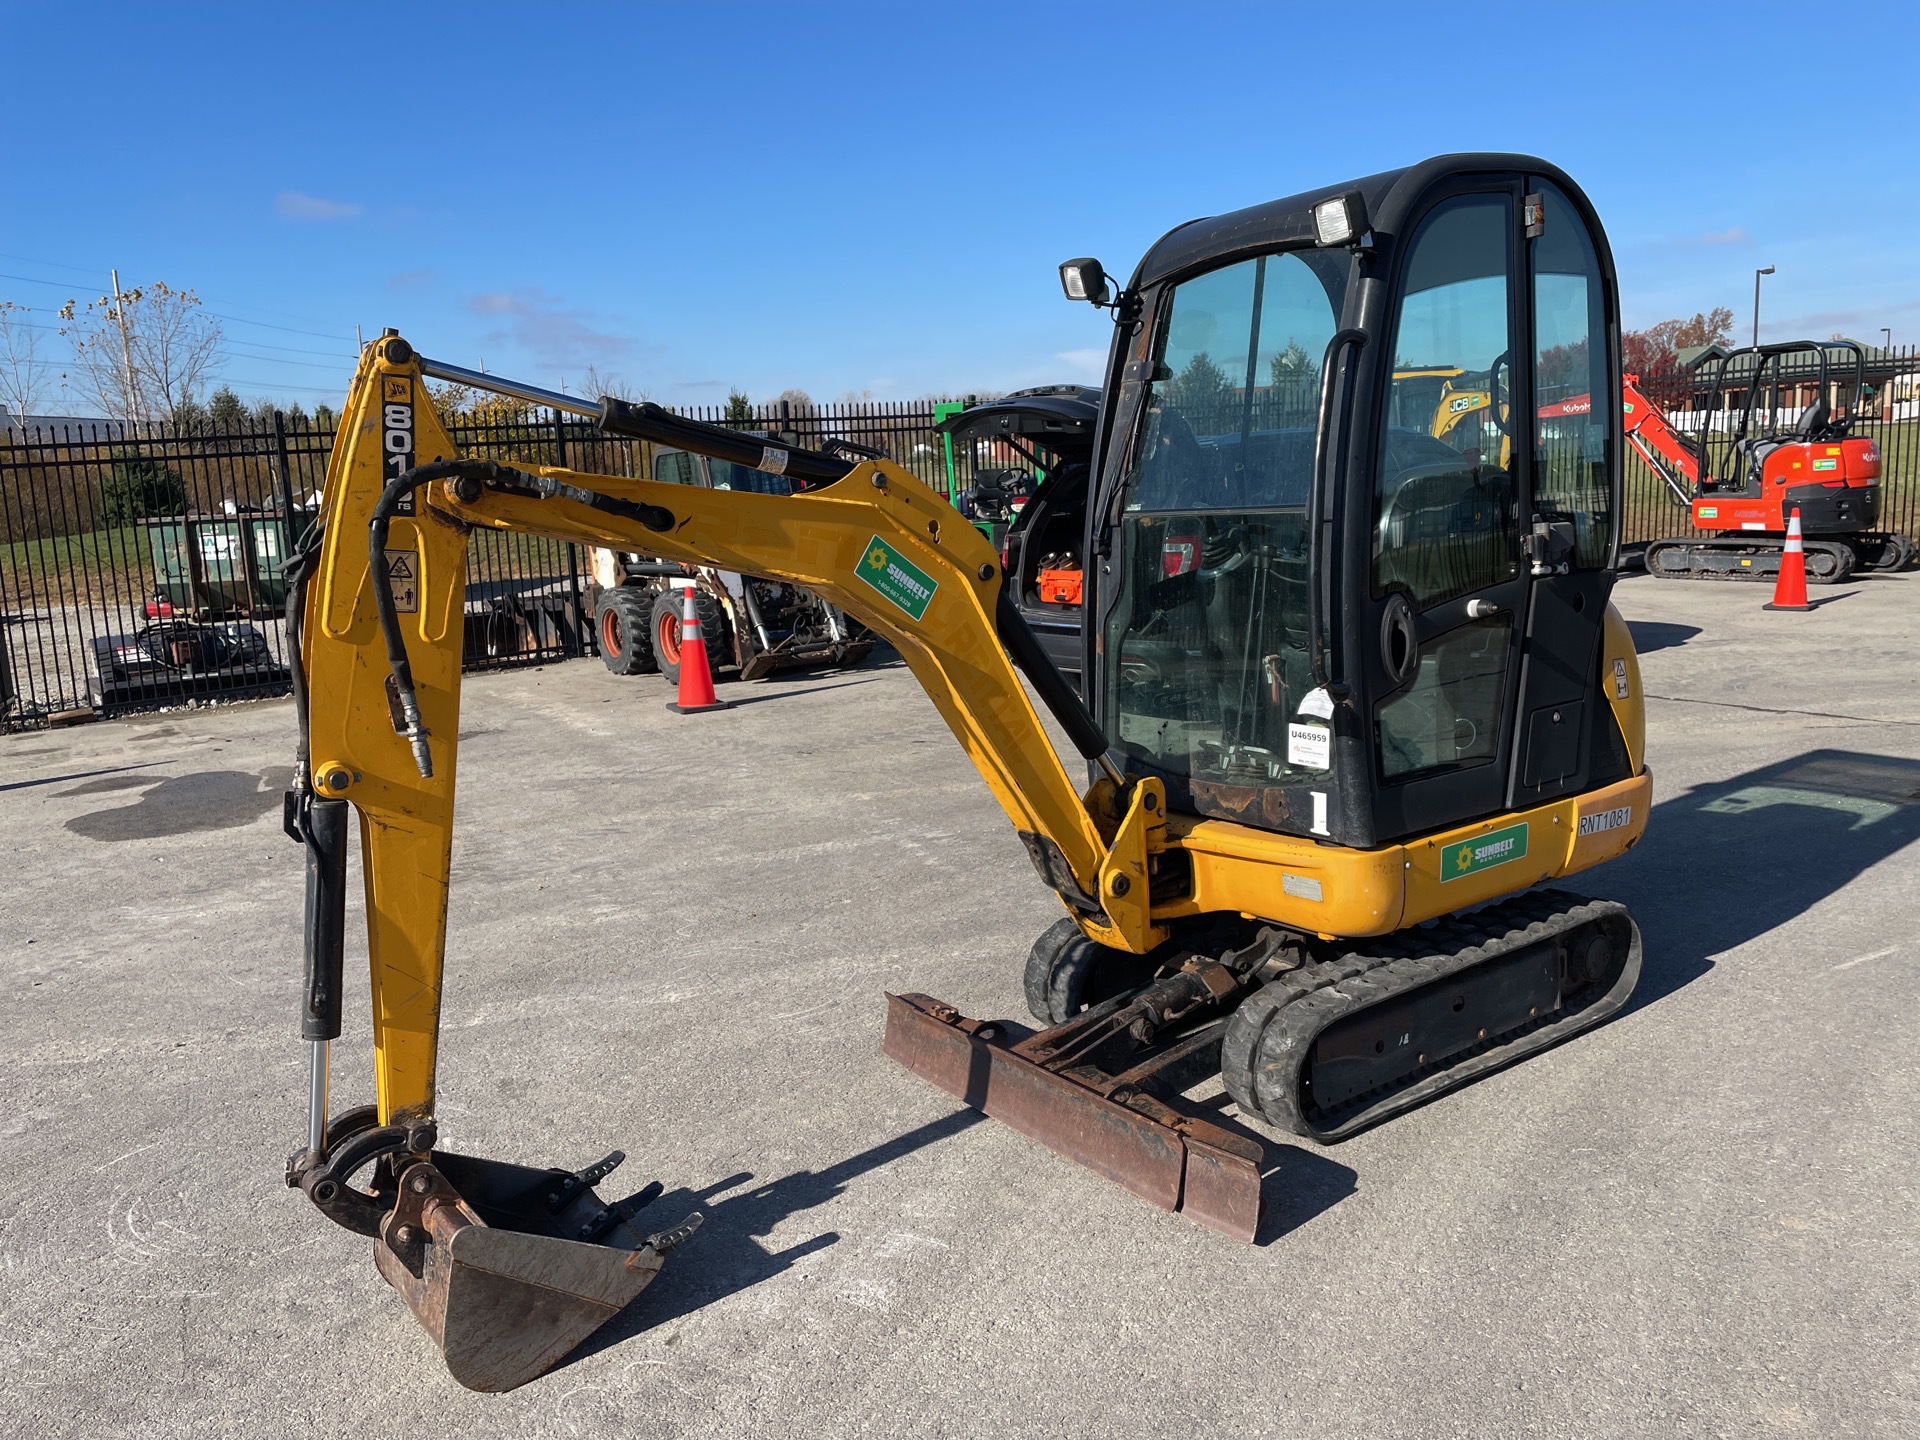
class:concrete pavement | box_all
[1,568,1916,1438]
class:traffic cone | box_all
[666,585,728,714]
[1764,508,1813,612]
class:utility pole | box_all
[110,268,139,427]
[1752,265,1775,349]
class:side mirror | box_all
[1058,258,1111,307]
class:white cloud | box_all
[1056,348,1107,379]
[1699,227,1751,246]
[465,287,638,371]
[276,191,363,222]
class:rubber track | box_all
[1644,537,1852,583]
[1221,888,1641,1143]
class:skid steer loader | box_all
[588,442,872,684]
[284,153,1649,1391]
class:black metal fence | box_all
[0,397,990,730]
[8,352,1914,730]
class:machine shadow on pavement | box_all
[1615,749,1920,1013]
[1623,620,1702,654]
[565,1108,988,1364]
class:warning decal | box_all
[385,547,419,614]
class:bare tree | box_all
[0,299,68,428]
[68,280,224,425]
[571,363,642,404]
[774,387,815,416]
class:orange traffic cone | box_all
[666,585,728,713]
[1764,507,1813,612]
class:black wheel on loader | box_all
[650,586,729,688]
[595,587,658,676]
[1023,917,1161,1026]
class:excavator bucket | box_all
[882,993,1264,1241]
[370,1150,701,1393]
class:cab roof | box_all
[1132,152,1580,290]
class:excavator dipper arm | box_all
[284,337,1183,1388]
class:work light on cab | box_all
[1058,258,1110,306]
[1312,191,1368,246]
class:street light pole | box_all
[1752,266,1775,348]
[1883,327,1893,351]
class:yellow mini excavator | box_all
[284,154,1650,1391]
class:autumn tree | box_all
[67,281,224,425]
[1623,307,1735,376]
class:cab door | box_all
[1505,178,1622,811]
[1365,183,1530,841]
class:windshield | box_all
[1103,249,1347,816]
[707,457,794,495]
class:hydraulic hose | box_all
[369,459,679,778]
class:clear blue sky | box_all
[4,1,1915,411]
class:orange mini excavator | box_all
[1622,339,1909,581]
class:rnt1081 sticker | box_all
[1577,806,1632,837]
[383,375,415,514]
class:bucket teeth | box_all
[373,1153,696,1393]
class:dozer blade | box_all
[372,1151,701,1393]
[882,993,1263,1241]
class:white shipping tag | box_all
[758,446,789,475]
[1297,687,1336,720]
[1288,723,1331,771]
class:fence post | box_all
[271,409,299,534]
[553,408,589,657]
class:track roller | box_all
[1222,889,1641,1143]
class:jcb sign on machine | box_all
[283,153,1649,1391]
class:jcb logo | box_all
[382,377,415,513]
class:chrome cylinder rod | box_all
[417,356,602,420]
[307,1039,330,1154]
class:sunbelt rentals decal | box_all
[1441,821,1529,881]
[857,535,938,621]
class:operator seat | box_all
[1790,394,1829,440]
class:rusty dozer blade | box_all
[882,993,1263,1241]
[372,1151,702,1393]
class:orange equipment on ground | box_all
[1763,509,1814,611]
[664,586,728,713]
[1621,340,1909,583]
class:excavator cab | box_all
[284,153,1652,1392]
[1075,159,1627,848]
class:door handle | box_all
[1465,598,1506,619]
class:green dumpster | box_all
[142,508,307,617]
